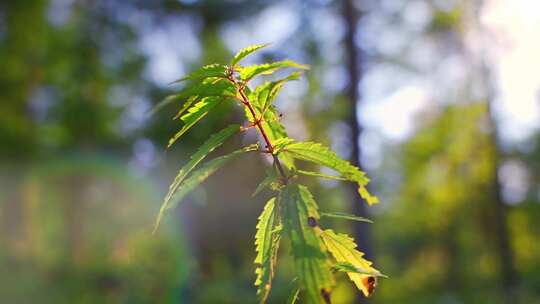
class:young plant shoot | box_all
[153,44,384,303]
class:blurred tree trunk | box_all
[342,1,374,302]
[473,1,519,299]
[483,65,519,303]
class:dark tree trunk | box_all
[485,86,519,303]
[478,32,519,301]
[342,1,374,302]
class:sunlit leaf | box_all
[295,169,347,181]
[239,60,309,82]
[168,96,230,147]
[171,64,228,83]
[152,75,235,115]
[288,286,300,304]
[254,197,281,302]
[280,141,379,205]
[251,72,302,112]
[281,184,334,303]
[231,43,270,66]
[320,212,373,223]
[243,102,294,169]
[358,185,379,205]
[252,166,280,197]
[320,229,383,297]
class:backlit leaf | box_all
[280,141,379,205]
[251,72,302,113]
[169,144,258,204]
[281,184,334,303]
[319,229,383,297]
[231,43,270,66]
[295,169,347,181]
[171,64,228,83]
[320,212,373,223]
[163,124,240,208]
[242,101,294,169]
[152,74,235,115]
[252,166,280,197]
[168,96,228,147]
[254,197,281,302]
[239,60,309,82]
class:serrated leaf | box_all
[171,64,228,84]
[183,77,236,99]
[252,166,279,197]
[320,212,373,223]
[280,141,378,205]
[152,77,235,116]
[358,185,379,205]
[168,97,226,147]
[320,229,383,297]
[153,143,258,233]
[295,169,347,181]
[332,262,377,275]
[231,43,270,66]
[254,197,281,303]
[163,124,240,207]
[288,287,300,304]
[173,96,198,120]
[273,137,295,151]
[239,60,309,82]
[281,184,334,303]
[150,94,182,116]
[242,101,294,169]
[251,72,302,113]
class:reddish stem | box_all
[230,75,288,181]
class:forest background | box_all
[1,0,539,303]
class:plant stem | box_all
[230,76,288,182]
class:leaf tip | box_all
[358,185,379,205]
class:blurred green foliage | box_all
[0,0,539,303]
[0,157,190,303]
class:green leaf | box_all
[183,77,236,99]
[242,102,294,169]
[262,114,295,168]
[231,43,270,66]
[332,262,377,275]
[171,64,228,83]
[173,95,198,120]
[320,212,373,223]
[358,185,379,205]
[163,124,240,207]
[287,287,300,304]
[319,229,383,297]
[168,96,227,147]
[251,72,302,112]
[254,197,281,303]
[280,141,379,205]
[239,60,309,82]
[252,166,280,197]
[152,77,235,116]
[281,184,334,303]
[295,169,347,181]
[150,94,182,116]
[272,137,295,151]
[168,143,258,204]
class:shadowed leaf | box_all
[281,184,334,303]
